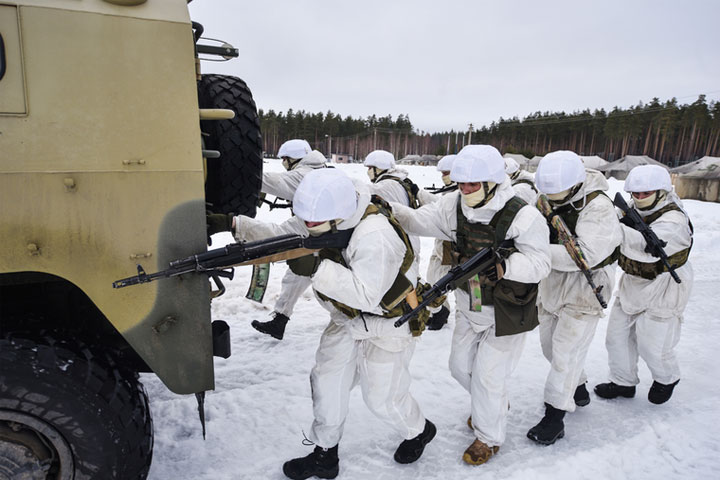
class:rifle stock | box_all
[536,194,608,308]
[613,193,682,284]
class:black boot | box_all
[594,382,636,399]
[283,445,339,480]
[574,383,590,407]
[527,403,566,445]
[394,419,436,464]
[251,312,289,340]
[648,379,679,405]
[426,306,450,331]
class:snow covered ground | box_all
[145,161,720,480]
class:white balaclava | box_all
[293,169,357,236]
[437,154,457,186]
[535,150,587,206]
[364,150,395,182]
[278,139,312,171]
[624,164,673,210]
[451,145,507,208]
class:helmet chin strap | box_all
[283,157,302,171]
[462,182,498,208]
[547,183,583,206]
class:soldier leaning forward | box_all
[596,165,693,405]
[231,169,436,480]
[528,151,622,446]
[391,144,551,466]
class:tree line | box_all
[257,95,720,165]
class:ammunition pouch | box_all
[618,248,690,280]
[491,279,539,336]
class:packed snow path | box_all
[146,161,720,479]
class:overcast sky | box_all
[188,0,720,133]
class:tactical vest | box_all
[451,195,540,337]
[378,175,421,209]
[291,196,416,321]
[551,190,619,269]
[618,202,693,280]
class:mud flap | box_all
[245,263,270,302]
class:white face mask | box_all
[367,167,384,182]
[633,191,665,210]
[441,173,452,186]
[461,182,497,207]
[305,219,342,237]
[282,157,300,171]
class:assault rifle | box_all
[112,229,353,291]
[613,193,682,284]
[394,241,513,328]
[424,183,458,194]
[536,194,608,308]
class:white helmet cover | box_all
[364,150,395,170]
[437,154,457,172]
[535,150,586,194]
[278,139,312,159]
[504,157,520,174]
[450,145,506,183]
[624,165,672,193]
[293,169,357,222]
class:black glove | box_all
[207,213,234,236]
[486,257,506,284]
[619,214,634,228]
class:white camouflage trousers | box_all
[449,292,527,447]
[538,306,600,412]
[308,320,426,448]
[605,300,682,387]
[274,269,313,317]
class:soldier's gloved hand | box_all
[486,257,506,284]
[619,214,634,228]
[207,213,234,236]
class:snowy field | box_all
[145,160,720,480]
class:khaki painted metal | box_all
[0,0,215,394]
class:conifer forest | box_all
[258,95,720,166]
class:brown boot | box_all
[462,439,499,465]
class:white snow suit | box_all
[510,170,538,206]
[605,192,693,387]
[537,169,622,412]
[261,151,326,316]
[392,180,551,447]
[234,191,426,448]
[368,167,423,271]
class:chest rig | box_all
[451,195,539,336]
[619,202,693,280]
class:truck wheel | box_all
[199,74,263,217]
[0,335,153,479]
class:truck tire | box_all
[0,335,153,480]
[198,74,263,217]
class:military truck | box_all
[0,0,262,477]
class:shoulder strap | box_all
[490,196,527,246]
[379,175,420,209]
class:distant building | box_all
[331,153,353,164]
